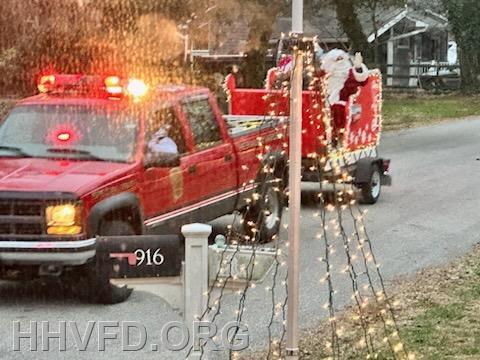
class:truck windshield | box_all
[0,105,138,162]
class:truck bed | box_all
[225,72,384,157]
[223,115,288,138]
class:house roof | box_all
[271,6,448,45]
[200,5,448,58]
[211,17,251,56]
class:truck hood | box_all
[0,158,137,196]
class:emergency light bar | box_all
[37,74,148,99]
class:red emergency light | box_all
[37,74,148,99]
[57,132,71,142]
[46,123,82,146]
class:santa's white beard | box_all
[326,70,349,105]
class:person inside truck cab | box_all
[145,107,186,165]
[148,126,178,155]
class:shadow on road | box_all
[301,189,344,209]
[0,278,85,305]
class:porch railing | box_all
[384,62,460,88]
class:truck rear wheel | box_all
[243,186,283,244]
[359,164,382,204]
[77,220,135,304]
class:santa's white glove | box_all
[353,52,363,69]
[352,52,369,82]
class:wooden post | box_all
[286,1,303,359]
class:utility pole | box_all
[286,0,303,359]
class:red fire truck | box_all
[225,69,391,204]
[0,74,287,303]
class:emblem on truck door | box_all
[169,167,184,201]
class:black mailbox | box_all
[95,235,182,279]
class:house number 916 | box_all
[134,249,165,266]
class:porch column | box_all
[387,40,394,87]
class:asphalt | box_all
[1,117,480,359]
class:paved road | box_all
[1,118,480,359]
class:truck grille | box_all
[0,200,45,236]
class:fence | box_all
[385,62,461,89]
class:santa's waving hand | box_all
[352,52,369,83]
[321,49,369,145]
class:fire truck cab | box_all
[0,74,287,303]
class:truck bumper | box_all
[0,239,96,266]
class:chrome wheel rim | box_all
[371,171,381,199]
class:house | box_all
[269,6,450,87]
[189,17,250,72]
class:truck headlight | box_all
[46,204,82,235]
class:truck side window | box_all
[147,107,187,154]
[182,99,222,150]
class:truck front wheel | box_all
[243,187,283,244]
[76,220,135,304]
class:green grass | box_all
[400,262,480,359]
[297,249,480,360]
[402,303,480,359]
[403,303,465,350]
[383,94,480,130]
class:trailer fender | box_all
[354,157,383,185]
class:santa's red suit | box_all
[322,49,369,143]
[330,67,369,131]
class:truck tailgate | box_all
[224,115,288,138]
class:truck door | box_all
[141,106,192,219]
[180,96,237,221]
[141,103,225,233]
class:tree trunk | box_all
[370,1,380,67]
[334,0,373,63]
[444,0,480,92]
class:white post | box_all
[387,40,394,86]
[292,0,304,34]
[286,1,303,358]
[182,223,212,359]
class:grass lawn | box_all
[296,245,480,359]
[399,254,480,360]
[383,93,480,131]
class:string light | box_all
[189,53,408,360]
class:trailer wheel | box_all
[243,186,283,244]
[72,220,134,304]
[359,164,382,204]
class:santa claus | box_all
[321,49,369,145]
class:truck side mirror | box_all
[144,153,181,168]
